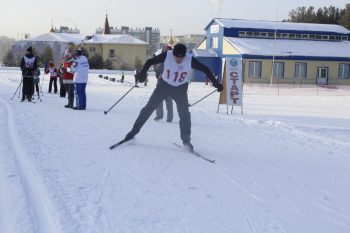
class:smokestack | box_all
[210,0,224,16]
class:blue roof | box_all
[205,18,350,35]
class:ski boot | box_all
[183,141,194,153]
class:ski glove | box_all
[135,72,147,83]
[213,82,224,92]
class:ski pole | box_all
[36,80,42,102]
[40,71,46,96]
[188,90,218,107]
[11,79,23,100]
[104,85,137,115]
[14,70,29,100]
[17,80,22,98]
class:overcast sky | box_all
[0,0,349,39]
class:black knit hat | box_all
[173,44,187,58]
[27,46,33,53]
[75,49,83,57]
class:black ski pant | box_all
[155,78,173,121]
[49,78,58,93]
[34,79,40,96]
[129,79,191,143]
[65,83,74,107]
[156,96,173,121]
[22,76,34,100]
[60,80,66,97]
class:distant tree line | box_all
[2,50,17,67]
[284,3,350,29]
[2,45,130,70]
[3,45,54,67]
[88,53,114,70]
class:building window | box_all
[272,62,284,79]
[109,49,116,58]
[295,62,307,79]
[253,32,260,37]
[329,35,336,41]
[231,30,348,42]
[338,64,350,79]
[239,31,246,37]
[210,25,220,34]
[268,32,275,38]
[212,37,219,48]
[90,47,96,53]
[249,61,262,78]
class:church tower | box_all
[103,14,111,34]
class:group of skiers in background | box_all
[19,46,89,110]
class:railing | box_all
[245,77,350,96]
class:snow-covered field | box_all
[0,67,349,233]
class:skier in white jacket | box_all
[71,49,89,110]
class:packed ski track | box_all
[0,67,350,233]
[0,96,63,233]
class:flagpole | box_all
[270,0,280,87]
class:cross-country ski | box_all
[173,143,216,163]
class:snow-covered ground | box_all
[0,67,349,233]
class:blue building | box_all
[192,18,350,86]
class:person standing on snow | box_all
[60,48,75,108]
[45,62,58,94]
[71,49,89,110]
[119,72,125,83]
[57,63,66,98]
[134,67,142,88]
[120,43,223,151]
[33,67,41,98]
[20,46,38,102]
[153,45,174,122]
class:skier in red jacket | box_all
[60,48,75,108]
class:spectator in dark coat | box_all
[20,46,38,102]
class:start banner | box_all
[219,56,243,107]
